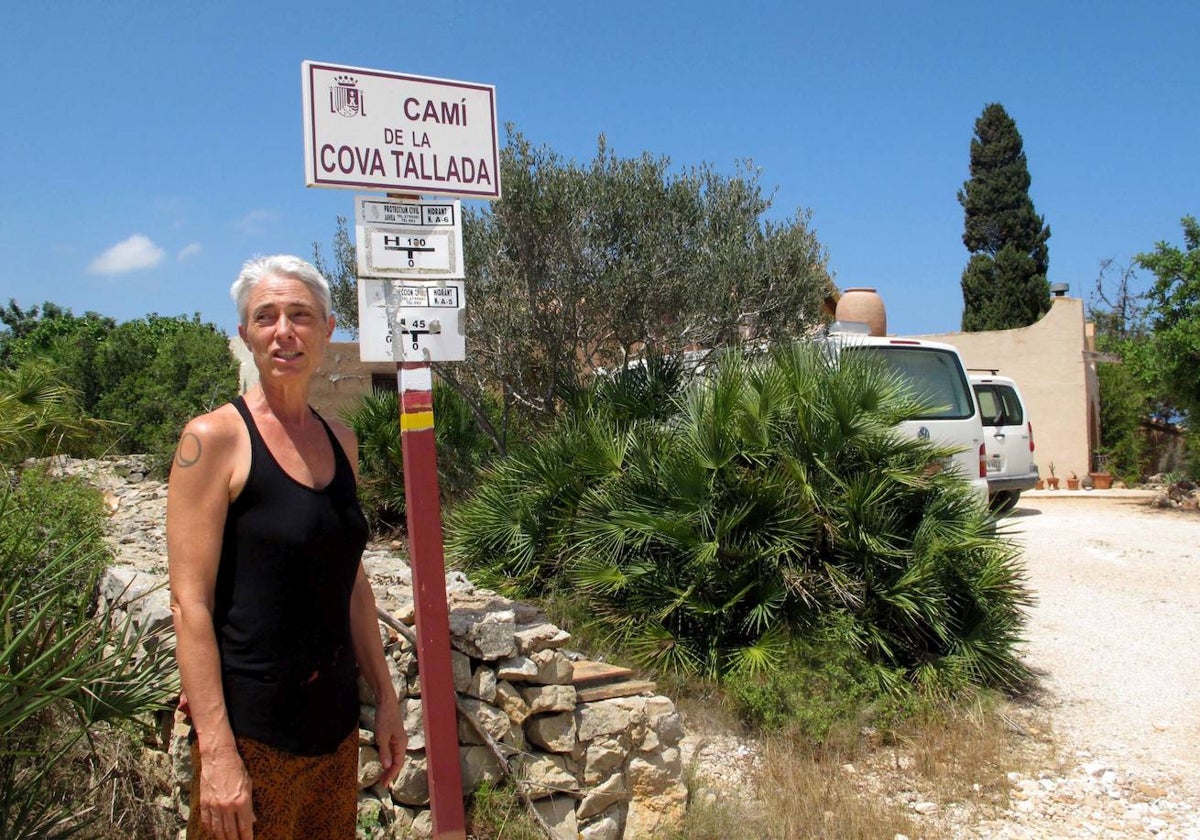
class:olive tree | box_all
[319,128,834,454]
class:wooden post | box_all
[397,360,466,838]
[387,186,466,837]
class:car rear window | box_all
[855,347,976,420]
[973,384,1024,426]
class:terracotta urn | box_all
[836,288,887,336]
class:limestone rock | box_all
[520,684,578,715]
[579,814,621,840]
[526,711,577,753]
[623,749,686,837]
[358,745,383,789]
[457,697,511,746]
[514,622,572,655]
[389,752,429,806]
[584,735,630,785]
[494,681,532,726]
[517,753,579,800]
[448,607,517,660]
[459,745,504,791]
[530,649,574,685]
[496,655,539,681]
[468,665,497,703]
[532,795,578,840]
[578,773,629,819]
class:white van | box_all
[829,332,989,507]
[970,373,1039,512]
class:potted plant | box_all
[1046,462,1060,490]
[1065,471,1081,490]
[1089,450,1114,490]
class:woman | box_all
[168,255,405,840]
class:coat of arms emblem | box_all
[330,75,365,118]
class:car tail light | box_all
[979,443,987,478]
[1028,421,1035,452]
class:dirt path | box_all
[989,490,1200,837]
[1007,491,1200,786]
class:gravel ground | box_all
[982,490,1200,838]
[1008,491,1200,788]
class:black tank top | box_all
[212,396,369,755]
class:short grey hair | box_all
[230,255,333,327]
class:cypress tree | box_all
[957,103,1051,331]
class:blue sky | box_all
[1,1,1196,339]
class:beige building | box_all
[915,295,1100,482]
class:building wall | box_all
[231,340,395,419]
[913,296,1098,481]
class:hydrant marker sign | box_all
[302,61,501,199]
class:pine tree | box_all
[958,103,1051,331]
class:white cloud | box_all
[87,234,166,275]
[178,242,203,261]
[236,209,277,236]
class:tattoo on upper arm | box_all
[175,432,202,468]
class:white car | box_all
[970,373,1039,513]
[828,332,990,508]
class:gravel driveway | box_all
[993,490,1200,837]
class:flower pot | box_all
[835,288,887,336]
[1034,479,1045,490]
[1046,477,1060,490]
[1065,477,1081,490]
[1089,472,1114,490]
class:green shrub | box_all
[343,383,504,533]
[449,343,1032,697]
[724,633,878,745]
[0,362,113,464]
[0,473,176,839]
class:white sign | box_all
[357,279,466,362]
[354,196,465,280]
[302,61,501,199]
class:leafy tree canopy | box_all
[317,127,834,454]
[1136,214,1200,423]
[1,304,238,464]
[958,103,1051,331]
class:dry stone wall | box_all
[52,456,687,839]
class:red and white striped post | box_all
[397,357,466,837]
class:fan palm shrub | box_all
[448,343,1030,696]
[0,470,177,839]
[0,361,113,464]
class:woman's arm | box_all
[167,412,255,840]
[335,420,407,785]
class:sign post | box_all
[303,59,502,840]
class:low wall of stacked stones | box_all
[63,456,687,839]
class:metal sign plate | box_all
[354,196,465,280]
[301,61,501,199]
[357,279,466,362]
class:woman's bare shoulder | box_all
[173,403,245,473]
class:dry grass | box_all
[673,695,1055,840]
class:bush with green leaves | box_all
[448,344,1031,697]
[342,383,504,531]
[0,361,113,465]
[1,304,238,471]
[0,469,177,839]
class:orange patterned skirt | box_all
[187,730,358,839]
